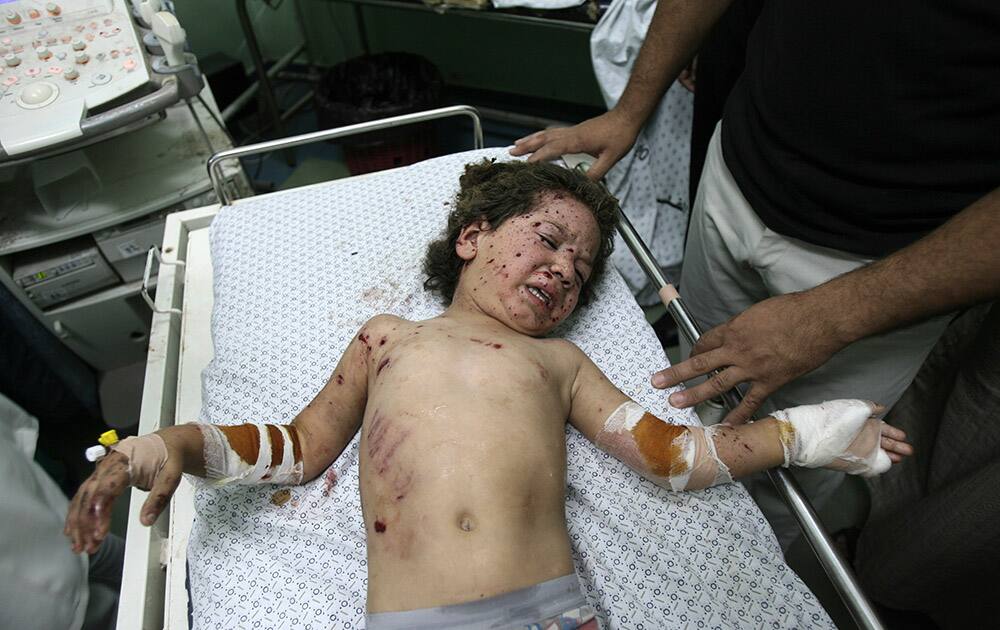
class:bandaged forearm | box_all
[111,423,304,488]
[595,402,733,491]
[773,399,890,477]
[199,423,304,485]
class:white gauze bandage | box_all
[198,423,304,485]
[773,399,891,477]
[595,401,733,491]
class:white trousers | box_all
[680,124,952,549]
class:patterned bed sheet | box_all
[190,147,833,628]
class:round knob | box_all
[19,82,55,105]
[74,51,89,64]
[63,67,78,80]
[46,3,61,16]
[4,53,20,67]
[36,47,52,60]
[5,10,21,25]
[71,39,86,51]
[28,9,40,19]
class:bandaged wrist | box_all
[199,423,303,485]
[773,399,891,477]
[595,401,732,491]
[110,434,169,490]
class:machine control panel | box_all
[0,0,151,155]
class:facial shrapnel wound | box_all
[595,401,732,491]
[111,434,169,490]
[773,399,891,477]
[200,423,304,485]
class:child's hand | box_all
[772,399,913,477]
[65,434,182,554]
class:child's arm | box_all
[65,319,377,554]
[566,346,911,491]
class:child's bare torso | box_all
[357,314,579,612]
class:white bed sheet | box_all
[190,147,833,629]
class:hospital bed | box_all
[120,106,882,629]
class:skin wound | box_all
[218,425,261,464]
[631,413,689,477]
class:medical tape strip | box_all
[595,401,732,492]
[110,434,169,490]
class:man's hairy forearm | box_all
[615,0,733,129]
[814,187,1000,346]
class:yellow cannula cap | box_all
[98,430,120,447]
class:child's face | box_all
[455,192,601,336]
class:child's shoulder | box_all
[360,313,413,333]
[534,336,587,362]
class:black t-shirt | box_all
[721,1,1000,256]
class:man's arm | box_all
[567,346,910,490]
[65,320,376,554]
[654,186,1000,425]
[509,0,732,180]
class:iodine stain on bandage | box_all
[218,425,261,464]
[631,414,690,477]
[596,401,731,491]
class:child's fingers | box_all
[881,434,913,456]
[880,423,907,441]
[867,402,887,417]
[888,452,903,464]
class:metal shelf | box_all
[0,89,239,257]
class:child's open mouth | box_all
[526,285,554,308]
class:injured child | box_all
[65,159,912,629]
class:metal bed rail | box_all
[207,104,484,205]
[205,105,881,629]
[614,208,885,630]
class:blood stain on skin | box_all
[367,412,409,475]
[532,222,541,227]
[271,488,291,506]
[492,344,503,349]
[322,469,338,496]
[487,259,495,264]
[379,336,388,346]
[377,357,391,375]
[335,374,344,385]
[515,253,522,257]
[375,520,387,533]
[541,271,553,279]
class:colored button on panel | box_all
[91,72,111,85]
[3,75,18,86]
[25,67,41,77]
[63,67,78,80]
[109,49,119,58]
[48,65,62,74]
[123,58,136,71]
[60,35,71,43]
[1,37,12,45]
[46,4,62,17]
[103,18,112,26]
[84,33,95,41]
[28,9,40,20]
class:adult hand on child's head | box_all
[64,439,182,555]
[651,292,848,425]
[509,109,641,182]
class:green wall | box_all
[173,1,604,108]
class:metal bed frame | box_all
[129,104,882,629]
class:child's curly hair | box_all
[424,159,619,306]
